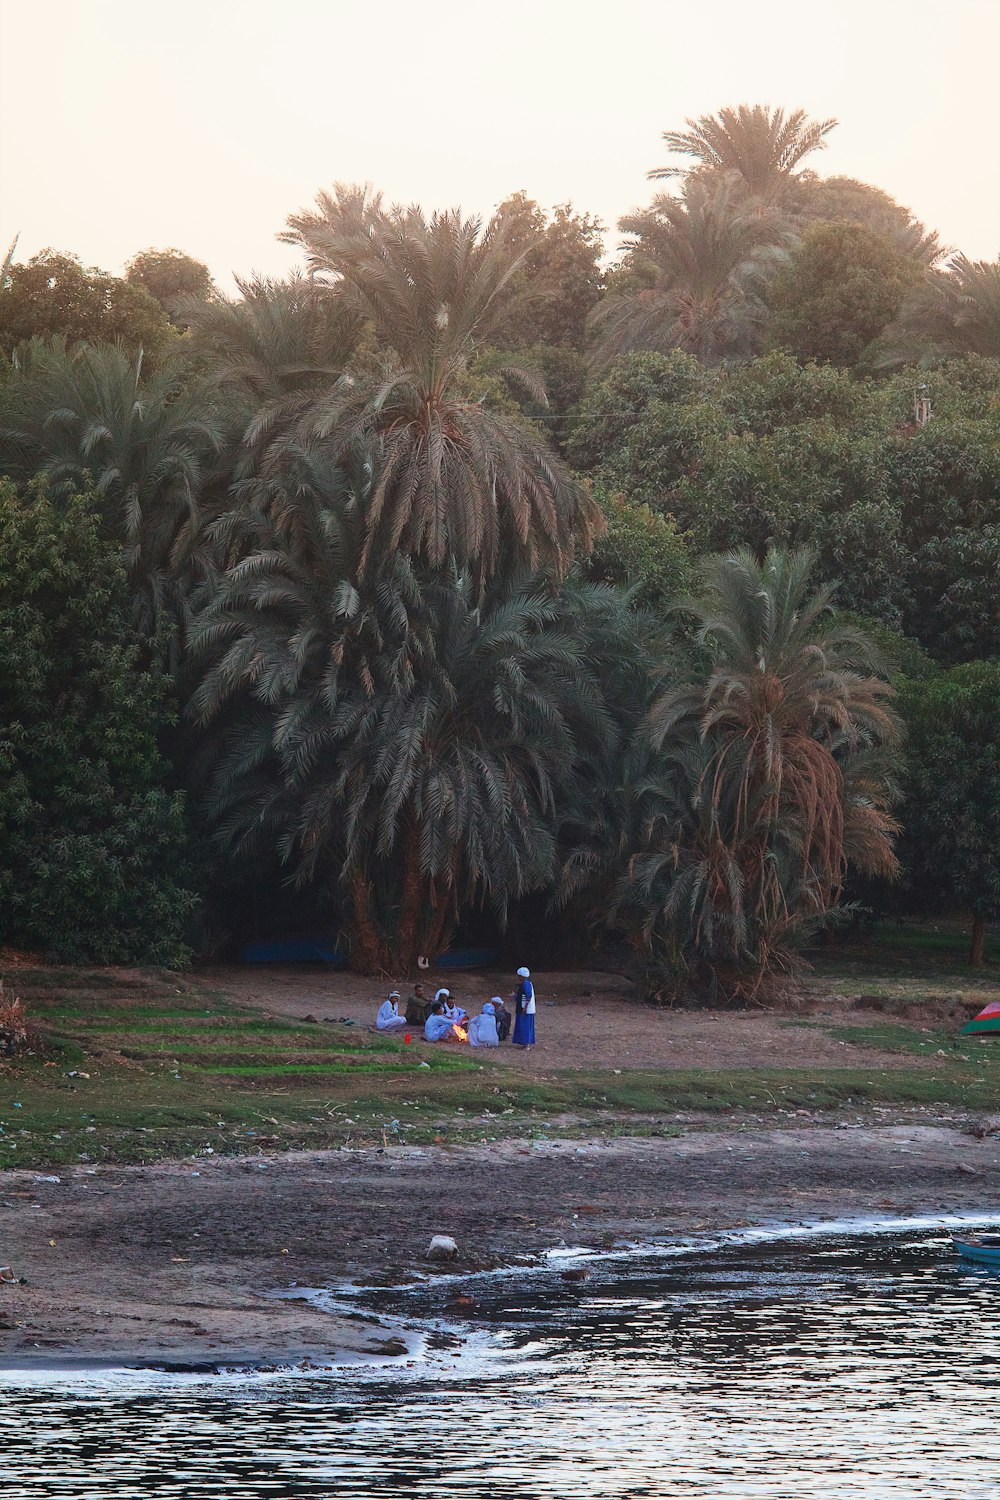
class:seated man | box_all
[467,1001,500,1048]
[490,996,512,1043]
[435,987,467,1025]
[375,990,408,1032]
[405,983,430,1026]
[424,1001,456,1042]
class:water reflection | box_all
[2,1231,999,1499]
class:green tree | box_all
[187,454,631,972]
[649,104,837,206]
[569,351,903,621]
[184,272,361,483]
[884,254,1000,365]
[281,184,600,589]
[898,663,1000,966]
[0,482,197,963]
[622,547,900,998]
[582,487,693,613]
[886,409,1000,659]
[768,221,914,367]
[0,250,172,357]
[0,339,222,634]
[570,351,1000,656]
[591,176,788,367]
[799,176,942,265]
[488,193,604,350]
[125,247,215,323]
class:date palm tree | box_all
[622,546,901,999]
[590,176,788,367]
[0,338,222,634]
[183,273,361,480]
[188,448,630,973]
[280,184,601,590]
[880,254,1000,366]
[650,104,837,206]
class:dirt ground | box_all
[203,964,929,1072]
[2,1125,998,1368]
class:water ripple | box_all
[2,1227,999,1499]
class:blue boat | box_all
[952,1234,1000,1267]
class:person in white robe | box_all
[424,1002,456,1042]
[435,987,467,1024]
[375,991,408,1032]
[467,1002,499,1048]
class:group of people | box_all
[374,967,536,1049]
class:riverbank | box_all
[3,950,1000,1173]
[2,1123,998,1368]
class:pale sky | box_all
[1,0,997,292]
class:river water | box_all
[2,1218,999,1499]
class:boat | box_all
[951,1233,1000,1267]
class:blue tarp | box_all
[240,939,498,969]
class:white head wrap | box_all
[516,967,530,979]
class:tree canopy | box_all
[0,102,997,988]
[0,250,173,357]
[0,482,197,963]
[898,663,1000,966]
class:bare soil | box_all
[2,1124,998,1367]
[202,964,932,1071]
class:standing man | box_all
[512,966,535,1049]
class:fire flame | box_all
[452,1024,468,1043]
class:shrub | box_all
[0,978,33,1056]
[0,481,199,964]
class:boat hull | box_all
[953,1237,1000,1266]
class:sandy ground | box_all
[2,1125,998,1367]
[203,965,933,1072]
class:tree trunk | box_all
[350,873,385,975]
[969,914,986,969]
[421,876,459,968]
[398,817,424,977]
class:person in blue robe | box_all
[424,1002,456,1042]
[511,966,536,1048]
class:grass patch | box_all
[2,951,999,1171]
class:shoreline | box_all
[2,1122,999,1370]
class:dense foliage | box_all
[0,251,173,358]
[898,663,1000,966]
[1,96,998,985]
[570,350,1000,661]
[618,548,900,999]
[0,483,197,963]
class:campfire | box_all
[451,1023,468,1043]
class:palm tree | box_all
[0,338,222,634]
[280,184,601,589]
[187,451,628,973]
[880,254,1000,365]
[1,235,17,289]
[622,546,901,999]
[590,176,788,367]
[650,104,837,205]
[183,273,361,480]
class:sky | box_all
[1,0,997,293]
